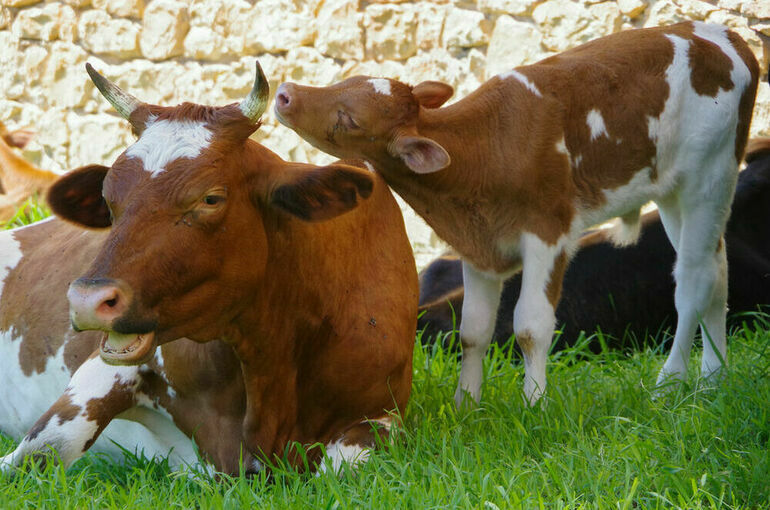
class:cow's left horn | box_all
[239,61,269,124]
[86,63,141,121]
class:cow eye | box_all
[203,194,225,206]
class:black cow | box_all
[418,139,770,352]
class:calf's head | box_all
[50,63,374,365]
[274,77,453,174]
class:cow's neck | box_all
[227,218,350,466]
[371,100,530,273]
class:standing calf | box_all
[275,22,760,405]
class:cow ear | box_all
[391,135,450,174]
[4,128,35,149]
[412,81,454,109]
[47,165,112,228]
[269,163,374,222]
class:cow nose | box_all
[67,277,130,332]
[274,83,295,115]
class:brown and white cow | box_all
[0,122,60,221]
[1,62,417,474]
[0,219,245,473]
[274,22,760,405]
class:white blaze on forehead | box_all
[368,78,391,96]
[586,109,608,140]
[498,70,542,97]
[126,116,213,178]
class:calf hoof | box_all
[453,385,480,410]
[653,366,687,398]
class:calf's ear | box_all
[412,81,454,109]
[391,134,450,174]
[269,163,374,222]
[4,128,35,149]
[47,165,112,228]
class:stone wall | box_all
[1,0,768,268]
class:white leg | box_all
[514,233,569,405]
[0,355,140,471]
[656,204,732,388]
[454,261,502,408]
[700,238,728,379]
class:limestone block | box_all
[533,0,622,52]
[341,59,406,81]
[486,15,549,78]
[415,2,449,51]
[671,0,717,20]
[92,0,144,18]
[0,32,25,100]
[284,47,343,86]
[315,0,364,60]
[365,3,419,61]
[617,0,647,18]
[477,0,537,16]
[85,58,182,108]
[243,0,316,53]
[403,48,474,96]
[443,7,492,53]
[79,10,141,58]
[40,42,91,109]
[140,0,190,61]
[67,112,135,168]
[22,45,48,87]
[11,3,77,42]
[643,1,687,27]
[184,26,225,60]
[0,7,11,30]
[1,0,41,7]
[741,0,770,19]
[189,0,249,54]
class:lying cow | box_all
[0,121,60,221]
[274,21,760,405]
[1,62,418,474]
[418,138,770,351]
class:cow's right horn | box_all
[239,61,269,124]
[86,63,142,121]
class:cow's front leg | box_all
[454,261,503,408]
[514,233,570,405]
[0,353,139,471]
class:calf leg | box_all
[0,353,138,471]
[699,238,728,380]
[514,234,569,405]
[656,204,731,387]
[454,261,503,408]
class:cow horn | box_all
[239,61,269,124]
[86,63,141,121]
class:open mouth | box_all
[99,330,157,365]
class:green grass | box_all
[1,195,51,230]
[1,318,769,509]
